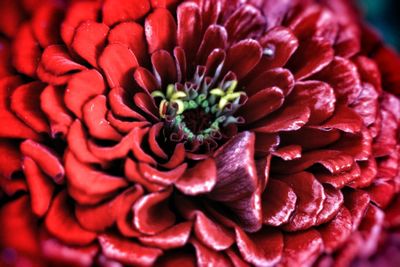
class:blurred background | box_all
[358,0,400,51]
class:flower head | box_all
[0,0,399,266]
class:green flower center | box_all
[152,80,246,145]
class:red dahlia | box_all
[0,0,399,266]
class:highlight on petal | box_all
[145,8,177,53]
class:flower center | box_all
[152,79,246,151]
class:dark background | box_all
[358,0,400,51]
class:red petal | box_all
[160,143,185,169]
[40,45,86,76]
[134,92,160,120]
[82,95,122,141]
[134,67,160,93]
[280,172,325,231]
[315,162,359,189]
[45,191,97,245]
[315,185,344,225]
[253,105,310,133]
[102,0,151,26]
[20,140,64,183]
[343,189,370,230]
[0,0,24,37]
[109,87,146,120]
[190,238,232,267]
[11,81,49,134]
[31,5,63,47]
[23,157,54,217]
[222,39,262,80]
[0,175,27,196]
[262,179,297,226]
[148,123,168,159]
[372,109,397,157]
[98,44,139,89]
[151,50,178,86]
[40,85,73,137]
[72,21,109,68]
[133,188,176,235]
[64,150,128,205]
[64,70,106,118]
[280,128,340,151]
[131,127,157,165]
[177,2,202,63]
[125,158,165,192]
[193,211,235,251]
[12,24,41,77]
[384,195,400,228]
[239,87,284,124]
[196,25,228,66]
[313,57,362,104]
[61,1,99,46]
[271,145,302,161]
[151,0,180,9]
[0,140,21,178]
[139,222,192,250]
[244,67,295,97]
[145,8,177,53]
[318,207,352,253]
[365,180,395,209]
[99,233,162,266]
[0,196,40,255]
[0,77,39,139]
[108,22,148,66]
[350,158,377,188]
[287,37,334,80]
[287,81,335,125]
[351,83,379,127]
[0,38,13,78]
[280,229,323,267]
[176,158,217,195]
[235,227,283,266]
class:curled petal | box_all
[39,45,86,76]
[45,191,97,245]
[125,159,165,192]
[64,150,128,205]
[133,188,176,235]
[151,50,178,87]
[235,227,283,267]
[315,185,344,225]
[98,233,162,267]
[23,157,54,217]
[343,189,370,231]
[176,158,217,196]
[20,139,64,184]
[190,238,232,267]
[139,163,187,186]
[262,179,297,226]
[139,222,192,250]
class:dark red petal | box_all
[40,85,73,137]
[350,158,377,188]
[13,24,41,77]
[0,141,21,178]
[384,195,400,228]
[287,81,335,125]
[271,145,301,161]
[330,128,372,161]
[244,67,295,97]
[286,37,334,80]
[131,127,157,165]
[156,250,196,267]
[262,179,297,226]
[98,233,162,266]
[312,57,362,104]
[83,95,122,141]
[176,158,217,195]
[0,196,40,255]
[209,131,262,232]
[99,43,139,89]
[75,185,142,232]
[343,189,370,230]
[318,207,352,253]
[280,128,341,151]
[0,0,24,37]
[273,149,354,175]
[372,45,400,95]
[23,157,54,217]
[252,105,310,133]
[108,22,148,66]
[239,87,284,124]
[196,25,228,66]
[45,191,97,245]
[20,139,64,184]
[134,92,160,121]
[133,188,176,235]
[315,185,344,225]
[139,222,192,250]
[315,163,359,189]
[145,8,177,53]
[109,87,146,120]
[64,70,106,118]
[72,21,109,68]
[311,104,363,134]
[235,227,283,266]
[64,150,128,205]
[40,45,86,76]
[365,180,395,209]
[151,50,178,86]
[125,158,165,192]
[222,39,262,80]
[102,0,151,26]
[0,175,27,196]
[254,133,279,157]
[190,238,232,267]
[0,77,39,139]
[280,172,325,231]
[193,211,235,251]
[0,38,13,78]
[61,1,99,46]
[280,229,323,267]
[177,2,202,64]
[11,81,49,134]
[140,163,188,187]
[31,5,63,47]
[134,67,160,93]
